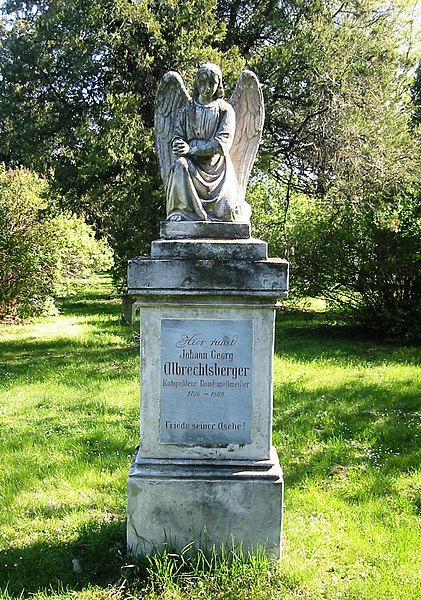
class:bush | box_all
[51,212,114,295]
[248,176,421,342]
[0,166,113,319]
[285,192,421,342]
[247,176,287,256]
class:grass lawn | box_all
[0,275,420,599]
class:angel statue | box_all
[155,62,264,223]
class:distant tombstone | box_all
[126,64,288,558]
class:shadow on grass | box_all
[0,276,140,394]
[57,297,123,319]
[275,311,420,366]
[1,285,138,386]
[0,279,142,596]
[274,383,420,482]
[1,423,137,509]
[1,293,419,595]
[0,518,132,597]
[1,342,138,387]
[273,309,421,511]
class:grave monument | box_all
[126,63,289,558]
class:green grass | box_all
[0,275,420,599]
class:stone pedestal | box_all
[127,222,289,558]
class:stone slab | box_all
[121,294,137,325]
[160,318,253,446]
[160,221,251,240]
[151,238,268,260]
[136,302,275,461]
[128,257,289,298]
[127,447,283,558]
[131,454,279,473]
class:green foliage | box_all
[241,1,421,341]
[0,166,57,318]
[1,1,420,337]
[0,166,113,319]
[225,1,420,197]
[50,212,114,293]
[0,0,243,284]
[248,167,421,342]
[247,176,287,255]
[284,191,421,341]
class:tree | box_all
[1,0,420,339]
[412,60,421,124]
[218,1,417,195]
[0,0,243,284]
[235,0,421,339]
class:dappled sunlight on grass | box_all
[0,319,87,342]
[0,276,139,596]
[272,310,421,599]
[0,280,420,599]
[0,517,126,595]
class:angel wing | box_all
[154,71,190,187]
[229,70,265,201]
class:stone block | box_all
[151,238,268,260]
[127,449,283,559]
[128,257,288,298]
[160,221,251,240]
[126,234,288,559]
[135,302,275,462]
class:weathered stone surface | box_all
[160,221,251,240]
[121,294,137,325]
[151,238,267,260]
[155,66,263,224]
[127,234,288,559]
[134,302,275,462]
[127,448,283,558]
[160,318,253,446]
[128,257,289,298]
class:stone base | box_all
[128,256,288,298]
[151,238,268,260]
[160,221,251,240]
[127,447,283,559]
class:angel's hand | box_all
[189,139,221,157]
[172,139,190,156]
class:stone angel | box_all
[154,63,264,223]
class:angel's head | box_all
[193,63,224,102]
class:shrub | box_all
[285,192,421,342]
[50,213,114,295]
[247,176,287,256]
[248,176,421,342]
[0,166,113,319]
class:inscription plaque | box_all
[160,319,253,445]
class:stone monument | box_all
[126,63,289,558]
